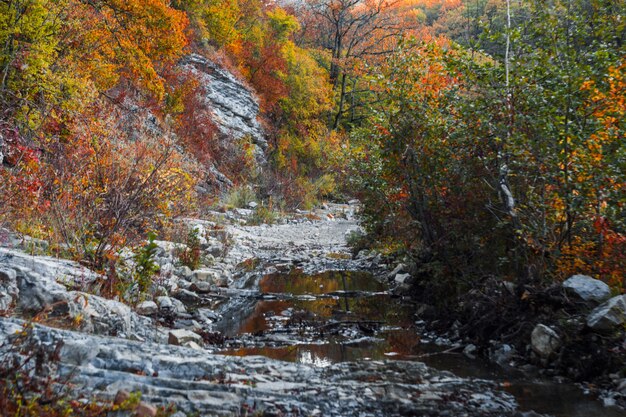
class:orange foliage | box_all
[66,0,189,99]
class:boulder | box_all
[0,251,157,340]
[168,329,203,346]
[190,281,213,294]
[387,264,407,281]
[562,274,611,304]
[176,265,193,279]
[157,296,187,315]
[160,262,176,277]
[193,268,220,283]
[394,273,412,285]
[183,341,204,351]
[215,275,229,288]
[0,268,18,311]
[195,308,219,323]
[114,389,131,405]
[157,296,173,310]
[530,324,561,358]
[135,402,157,417]
[0,247,100,287]
[136,301,158,316]
[205,241,225,257]
[172,288,201,303]
[587,295,626,331]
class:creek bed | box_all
[217,269,626,417]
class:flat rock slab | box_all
[0,317,519,417]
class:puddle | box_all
[218,269,626,417]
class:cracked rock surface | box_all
[0,318,518,417]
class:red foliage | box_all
[241,41,289,113]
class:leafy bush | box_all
[177,227,202,270]
[132,232,160,299]
[249,205,278,225]
[224,185,256,209]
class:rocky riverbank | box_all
[0,203,618,416]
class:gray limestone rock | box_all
[136,301,158,316]
[168,329,203,346]
[562,274,611,304]
[180,54,266,164]
[587,295,626,331]
[531,324,561,358]
[0,317,520,417]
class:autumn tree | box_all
[301,0,412,128]
[349,0,625,292]
[0,0,196,271]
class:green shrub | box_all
[224,186,256,209]
[131,232,160,301]
[178,227,202,270]
[249,205,278,225]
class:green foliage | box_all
[224,185,256,209]
[178,227,202,270]
[132,232,160,300]
[249,205,278,225]
[349,0,626,293]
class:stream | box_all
[216,268,626,417]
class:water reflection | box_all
[219,269,626,417]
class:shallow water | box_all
[219,269,626,417]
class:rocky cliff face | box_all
[180,54,267,163]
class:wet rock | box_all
[491,344,515,366]
[587,295,626,331]
[463,344,477,358]
[136,301,158,316]
[168,329,203,346]
[563,274,611,304]
[531,324,561,358]
[0,317,523,417]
